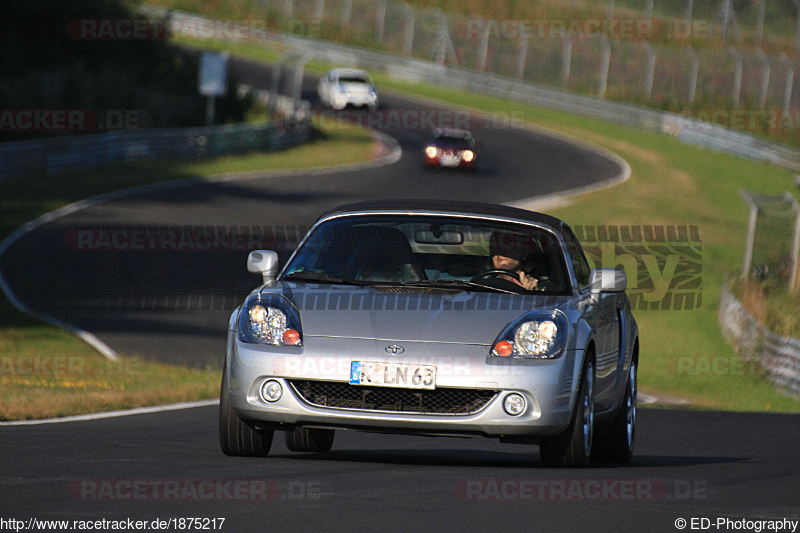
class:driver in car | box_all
[485,231,539,291]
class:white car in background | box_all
[317,68,378,111]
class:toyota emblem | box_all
[385,344,405,355]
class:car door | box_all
[561,224,620,410]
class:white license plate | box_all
[440,155,460,167]
[350,361,436,390]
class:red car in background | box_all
[423,129,478,171]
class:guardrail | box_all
[151,6,800,172]
[719,282,800,399]
[0,120,310,181]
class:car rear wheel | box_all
[592,362,636,463]
[540,358,594,468]
[219,366,274,457]
[285,427,335,453]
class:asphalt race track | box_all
[1,57,798,532]
[1,407,798,532]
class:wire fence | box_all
[260,0,800,115]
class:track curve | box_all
[0,56,623,367]
[4,57,796,533]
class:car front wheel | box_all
[540,358,594,468]
[219,366,274,457]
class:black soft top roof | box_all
[318,199,566,229]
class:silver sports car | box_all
[220,200,639,467]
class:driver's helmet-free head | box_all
[489,231,532,262]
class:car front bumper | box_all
[227,334,583,439]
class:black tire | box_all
[285,427,335,453]
[219,366,274,457]
[540,358,595,468]
[592,362,637,463]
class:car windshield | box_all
[282,215,571,294]
[339,75,369,84]
[434,135,474,149]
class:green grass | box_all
[179,37,800,413]
[0,119,376,420]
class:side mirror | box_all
[247,250,279,284]
[589,268,627,295]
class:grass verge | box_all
[179,38,800,413]
[0,119,376,421]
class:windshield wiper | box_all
[401,279,518,295]
[282,272,366,285]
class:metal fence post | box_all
[780,53,795,115]
[375,0,386,42]
[757,49,770,109]
[291,52,313,114]
[789,193,800,293]
[517,35,528,80]
[599,37,611,98]
[740,189,759,278]
[562,38,573,88]
[794,1,800,55]
[402,4,414,56]
[686,46,698,103]
[608,0,615,20]
[476,19,489,72]
[313,0,324,24]
[756,0,766,47]
[269,51,291,118]
[341,0,352,27]
[685,0,693,24]
[729,46,742,107]
[643,42,655,99]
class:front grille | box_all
[288,380,497,415]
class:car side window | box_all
[561,225,591,290]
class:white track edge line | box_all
[0,399,220,426]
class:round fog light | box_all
[503,393,526,416]
[260,380,282,403]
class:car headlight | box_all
[461,150,475,162]
[238,293,302,346]
[491,310,568,359]
[425,146,438,158]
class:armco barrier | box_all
[0,120,310,181]
[719,282,800,398]
[146,6,800,172]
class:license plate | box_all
[350,361,436,390]
[440,155,460,167]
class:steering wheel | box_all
[470,269,521,283]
